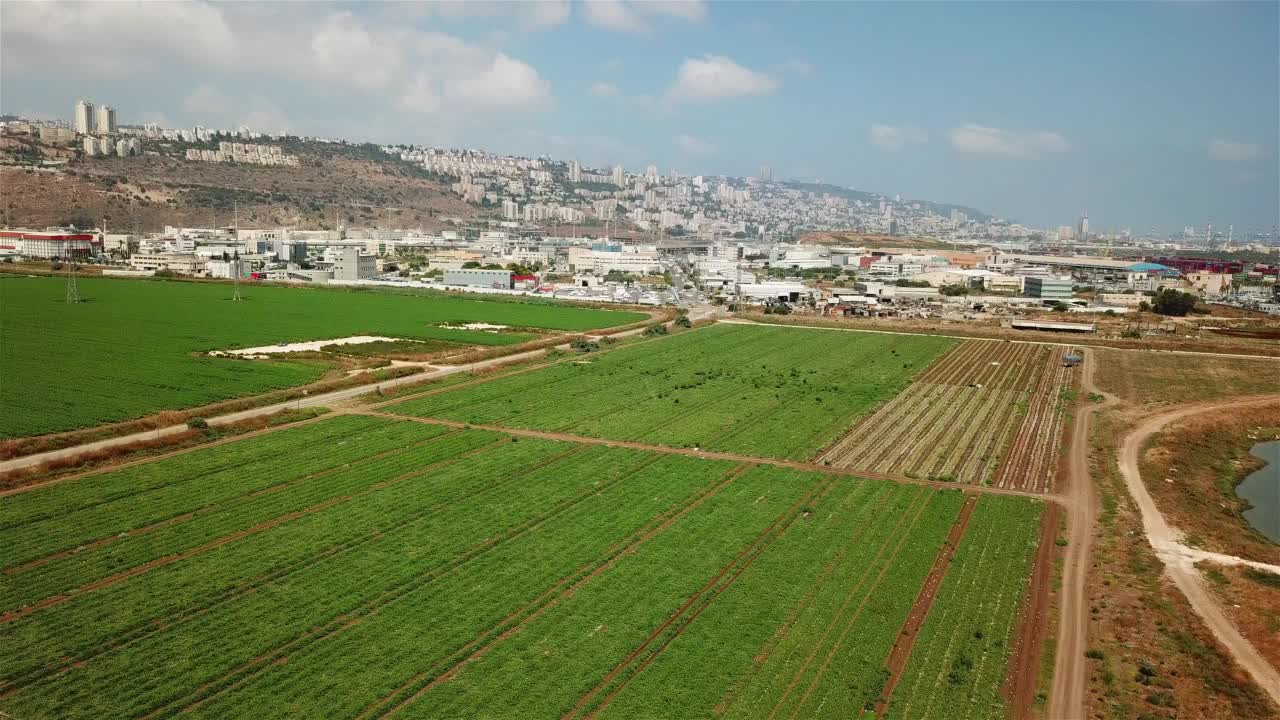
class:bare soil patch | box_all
[1199,562,1280,673]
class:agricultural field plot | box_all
[0,275,644,438]
[0,413,1047,720]
[387,323,955,460]
[819,340,1076,491]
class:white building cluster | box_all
[185,142,299,166]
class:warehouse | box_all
[444,268,513,289]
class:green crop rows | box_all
[388,323,954,460]
[0,411,1045,720]
[882,496,1044,720]
[0,275,643,437]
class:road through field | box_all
[1114,395,1280,707]
[0,324,661,479]
[1047,349,1113,720]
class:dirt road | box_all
[1047,349,1113,720]
[1116,395,1280,706]
[0,325,659,476]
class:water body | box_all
[1237,440,1280,543]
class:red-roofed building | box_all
[0,230,101,259]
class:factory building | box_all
[1023,277,1074,302]
[444,268,513,289]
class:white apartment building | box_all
[96,105,116,135]
[74,100,94,134]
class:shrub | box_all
[643,323,669,337]
[186,417,209,430]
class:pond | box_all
[1237,440,1280,543]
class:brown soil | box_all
[1004,502,1061,719]
[874,496,979,718]
[1140,402,1280,564]
[1199,562,1280,672]
[741,313,1280,358]
[1093,349,1280,410]
[0,153,474,233]
[1082,410,1276,719]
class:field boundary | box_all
[873,495,979,718]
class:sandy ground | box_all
[1117,397,1280,707]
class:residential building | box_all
[74,100,94,134]
[96,105,117,135]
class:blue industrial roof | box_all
[1126,262,1180,275]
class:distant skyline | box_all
[2,1,1277,233]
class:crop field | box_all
[818,340,1076,492]
[0,275,643,438]
[0,413,1046,720]
[387,323,955,460]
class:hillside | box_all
[0,144,475,233]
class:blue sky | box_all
[2,1,1276,232]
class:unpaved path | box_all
[0,325,657,476]
[1048,348,1114,720]
[1116,395,1280,706]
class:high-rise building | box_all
[95,105,116,135]
[1076,212,1089,239]
[74,100,95,135]
[759,165,772,182]
[569,160,581,183]
[645,165,658,182]
[611,164,624,187]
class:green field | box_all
[0,276,643,438]
[0,414,1044,720]
[388,323,955,460]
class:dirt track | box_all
[1047,348,1113,720]
[1116,396,1280,707]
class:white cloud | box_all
[674,133,716,155]
[1208,138,1262,162]
[448,54,552,111]
[667,55,778,102]
[590,82,620,98]
[3,3,555,126]
[869,124,928,152]
[183,85,232,114]
[582,0,705,32]
[523,0,572,29]
[948,124,1070,158]
[400,74,443,115]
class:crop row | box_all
[881,496,1044,720]
[0,434,583,691]
[1,275,642,437]
[390,323,954,460]
[1,445,739,719]
[993,349,1077,492]
[1,427,498,614]
[819,342,1055,487]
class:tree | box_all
[938,284,971,296]
[1151,288,1197,317]
[462,261,481,268]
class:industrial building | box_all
[0,230,101,259]
[1023,277,1074,302]
[444,268,513,289]
[330,248,376,281]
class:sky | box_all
[2,1,1277,232]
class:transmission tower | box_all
[65,256,80,304]
[231,251,243,301]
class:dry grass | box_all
[1093,349,1280,409]
[1084,412,1276,719]
[1199,562,1280,674]
[1140,402,1280,564]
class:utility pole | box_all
[65,249,80,304]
